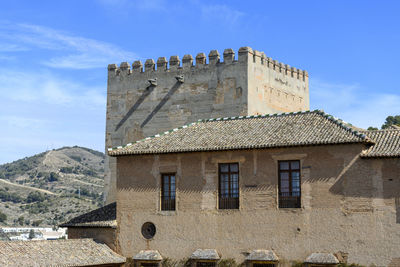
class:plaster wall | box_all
[116,145,400,267]
[105,47,309,204]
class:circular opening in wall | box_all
[141,222,156,239]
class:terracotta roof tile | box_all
[108,110,371,156]
[60,202,116,228]
[0,238,125,266]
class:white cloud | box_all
[0,69,106,107]
[0,22,137,69]
[311,79,400,129]
[0,115,47,129]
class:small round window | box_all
[141,222,156,239]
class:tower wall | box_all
[104,47,309,203]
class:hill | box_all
[0,146,105,227]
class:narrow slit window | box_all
[219,163,239,209]
[161,173,176,211]
[278,160,301,208]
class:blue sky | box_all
[0,0,399,164]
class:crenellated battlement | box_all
[108,47,308,81]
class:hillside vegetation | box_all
[0,146,105,227]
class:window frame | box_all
[278,160,301,209]
[161,173,176,211]
[218,162,239,210]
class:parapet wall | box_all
[104,47,309,204]
[107,47,308,82]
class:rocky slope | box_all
[0,146,105,227]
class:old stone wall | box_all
[116,145,400,266]
[68,227,117,251]
[105,47,309,204]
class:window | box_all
[253,264,276,267]
[139,263,159,267]
[278,160,301,208]
[161,173,175,211]
[218,163,239,209]
[196,262,216,267]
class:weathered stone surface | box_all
[105,47,310,205]
[305,253,339,264]
[133,250,163,261]
[115,144,400,267]
[245,250,279,262]
[190,249,220,260]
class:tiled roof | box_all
[245,250,279,262]
[305,253,339,264]
[360,129,400,158]
[0,238,125,266]
[134,250,163,261]
[108,110,371,156]
[190,249,220,260]
[60,202,116,228]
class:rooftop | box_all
[0,238,125,266]
[360,129,400,158]
[108,110,372,156]
[60,202,116,228]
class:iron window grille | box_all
[161,173,176,211]
[218,163,239,209]
[278,160,301,208]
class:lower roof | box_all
[59,202,116,228]
[0,238,126,266]
[361,129,400,158]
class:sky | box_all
[0,0,399,164]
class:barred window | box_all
[278,160,301,208]
[161,173,176,211]
[218,163,239,209]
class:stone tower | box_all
[105,47,309,203]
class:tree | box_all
[382,115,400,129]
[0,211,7,223]
[31,220,42,227]
[26,192,45,203]
[48,172,59,182]
[17,216,24,226]
[367,126,378,131]
[28,229,35,239]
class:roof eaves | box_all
[107,109,372,157]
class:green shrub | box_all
[0,211,7,222]
[60,167,73,173]
[26,191,45,203]
[48,172,59,182]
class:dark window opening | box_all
[219,163,239,209]
[161,173,176,211]
[253,264,276,267]
[278,160,301,208]
[140,263,159,267]
[196,262,216,267]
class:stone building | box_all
[107,110,400,267]
[60,202,117,251]
[105,47,309,204]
